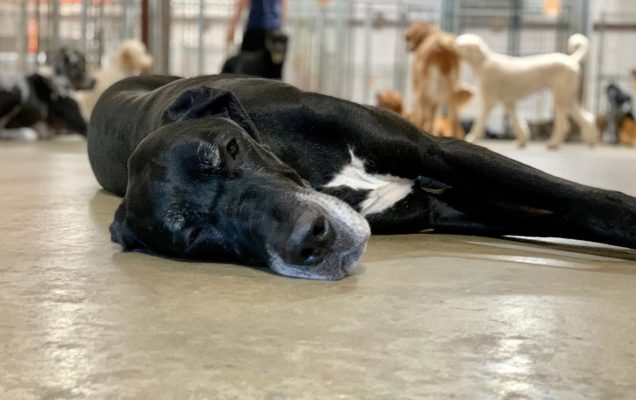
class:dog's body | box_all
[406,22,472,139]
[456,33,598,149]
[221,31,288,80]
[88,75,636,280]
[77,39,153,120]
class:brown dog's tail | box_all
[450,85,474,109]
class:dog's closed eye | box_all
[186,226,203,248]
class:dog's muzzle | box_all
[267,190,370,280]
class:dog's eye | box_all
[186,227,203,248]
[226,139,239,159]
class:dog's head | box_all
[265,31,289,65]
[117,39,154,75]
[376,90,404,115]
[405,22,438,52]
[27,74,87,135]
[49,47,96,90]
[110,86,370,280]
[455,34,489,68]
[606,83,632,109]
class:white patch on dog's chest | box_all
[324,149,413,216]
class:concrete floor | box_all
[1,137,635,399]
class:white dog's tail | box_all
[567,34,589,64]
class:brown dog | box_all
[376,90,404,115]
[405,22,472,139]
[376,89,472,138]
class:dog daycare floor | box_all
[1,137,635,399]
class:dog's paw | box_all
[546,141,560,150]
[0,127,39,142]
[17,128,39,141]
[464,132,478,143]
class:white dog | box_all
[455,33,598,149]
[77,39,153,120]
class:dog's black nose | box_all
[286,211,335,266]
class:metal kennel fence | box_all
[0,0,601,137]
[0,0,140,74]
[592,11,636,116]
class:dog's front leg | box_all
[465,99,495,143]
[503,102,530,147]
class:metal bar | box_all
[393,5,408,96]
[507,0,522,56]
[141,0,149,49]
[81,0,88,52]
[314,4,326,93]
[97,0,105,66]
[50,0,59,51]
[362,3,373,104]
[333,0,347,98]
[18,0,28,72]
[594,11,606,115]
[198,0,205,75]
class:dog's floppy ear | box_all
[164,86,260,140]
[109,200,143,251]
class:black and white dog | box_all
[88,75,636,280]
[221,31,288,80]
[0,47,92,140]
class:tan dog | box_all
[77,39,153,120]
[405,22,473,139]
[376,89,472,137]
[376,90,404,115]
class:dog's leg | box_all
[465,98,495,143]
[503,102,530,148]
[547,103,571,149]
[448,103,464,140]
[569,104,599,146]
[424,139,636,248]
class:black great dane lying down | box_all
[88,75,636,280]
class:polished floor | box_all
[1,137,635,399]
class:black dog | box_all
[605,83,633,144]
[221,31,288,80]
[88,75,636,280]
[0,73,87,140]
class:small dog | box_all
[405,22,473,139]
[604,83,632,144]
[77,39,153,120]
[221,30,289,80]
[376,89,464,137]
[456,33,598,149]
